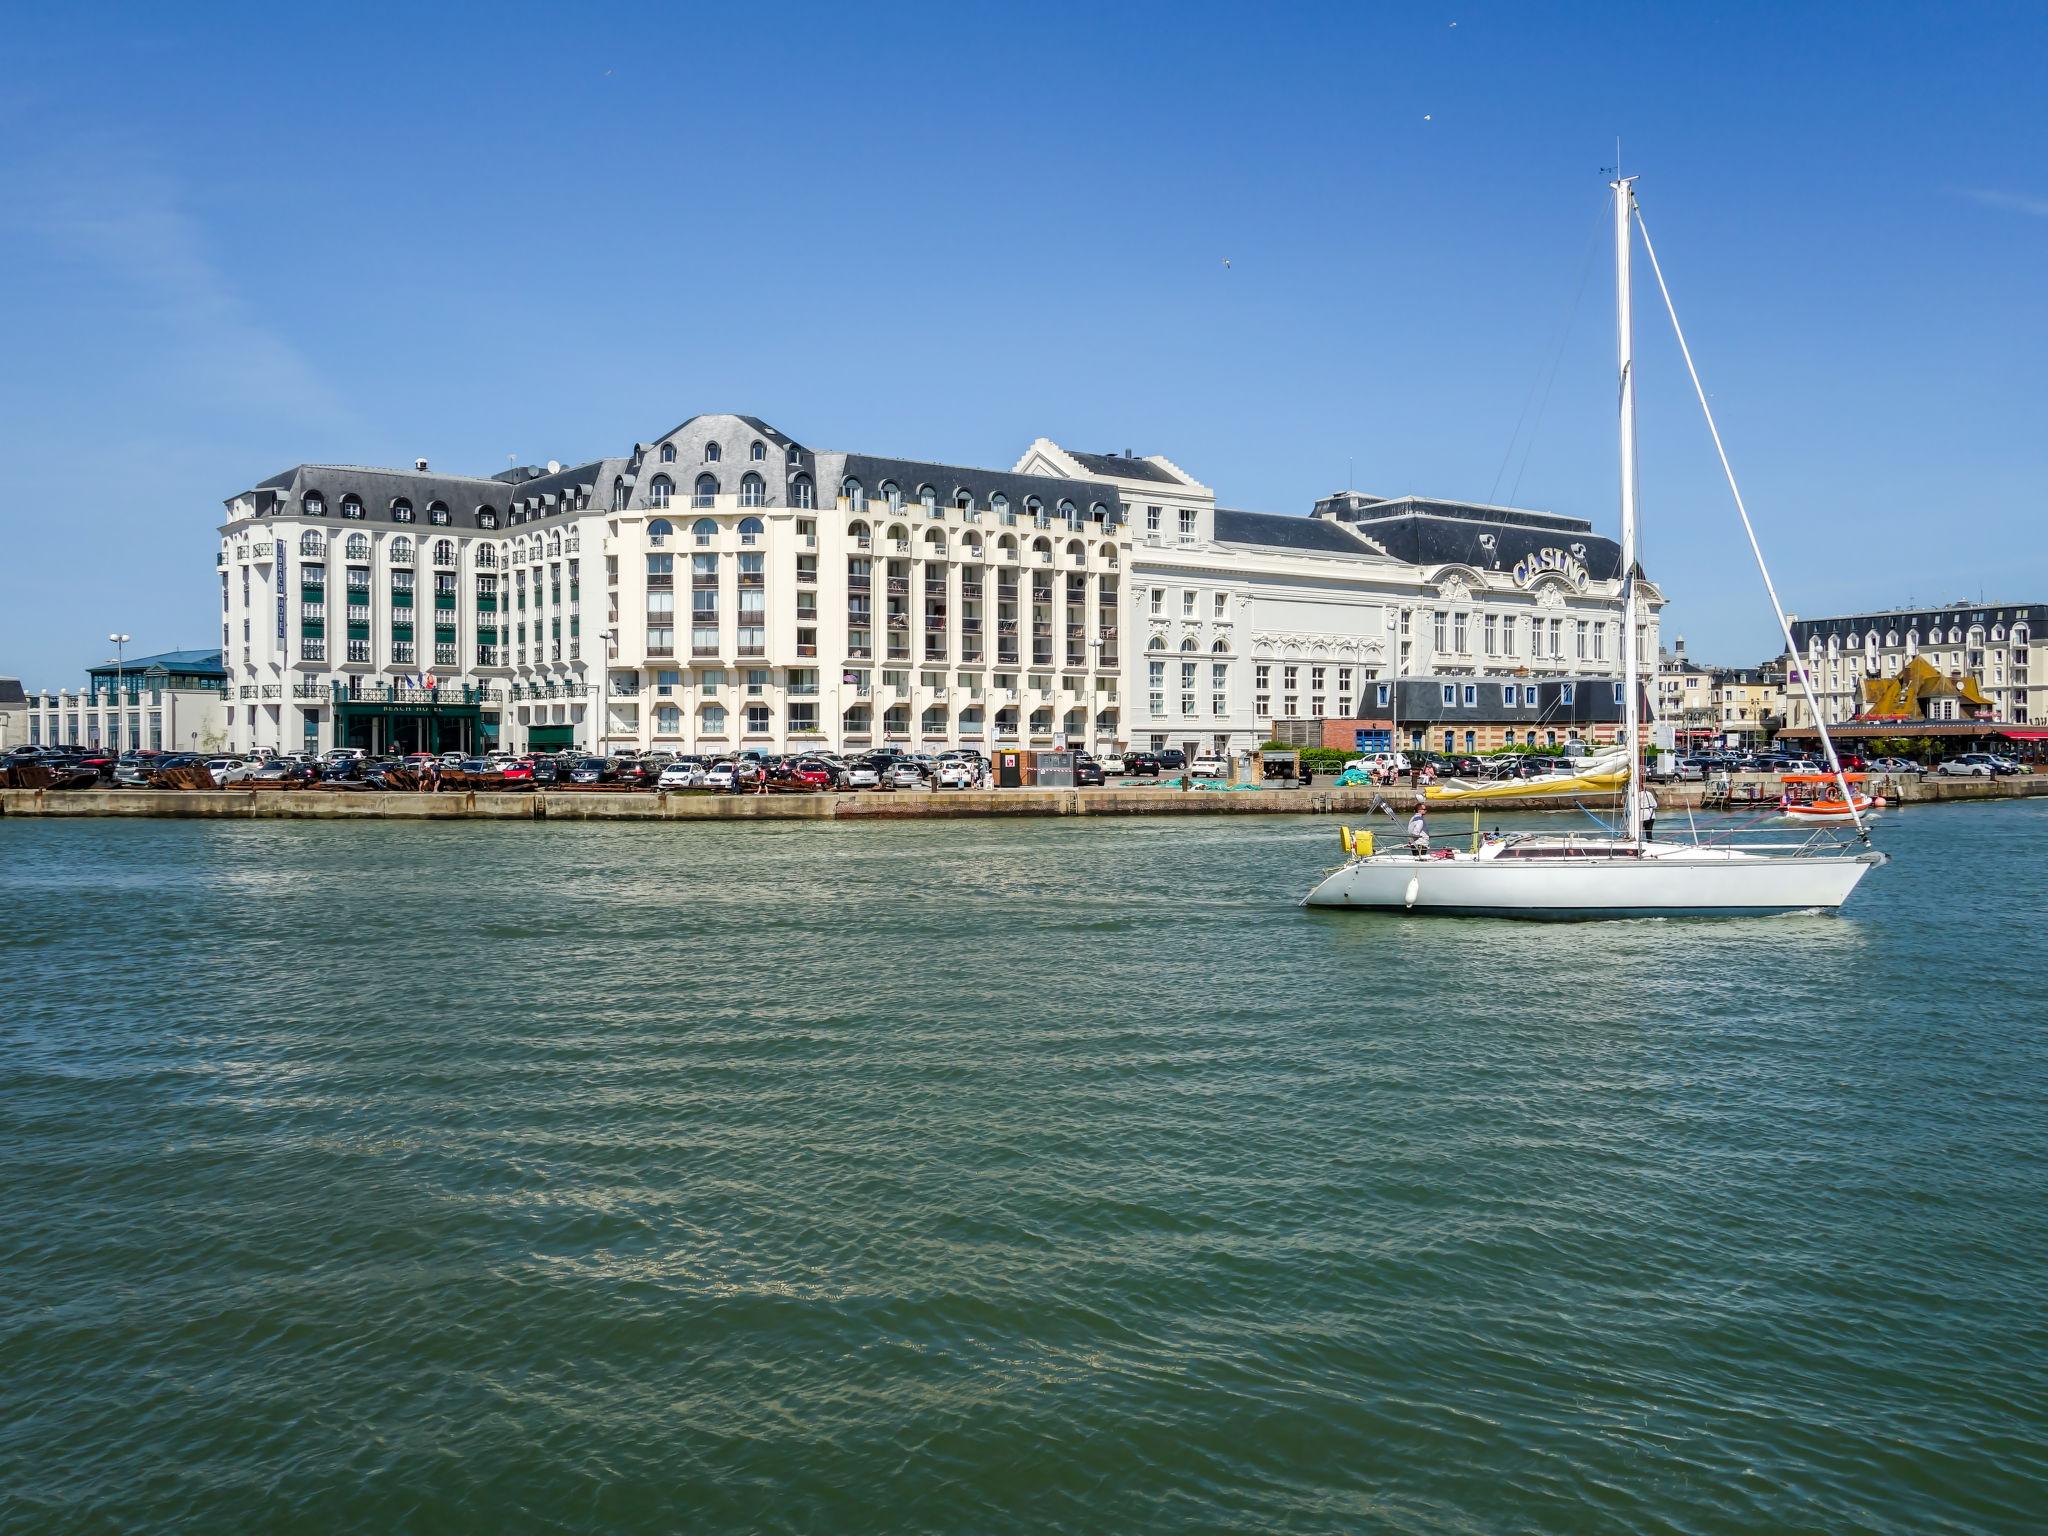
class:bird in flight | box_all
[1222,259,1231,269]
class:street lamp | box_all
[598,627,618,757]
[109,633,131,752]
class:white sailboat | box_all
[1305,176,1885,919]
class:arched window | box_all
[433,539,456,567]
[476,545,497,569]
[787,444,802,466]
[842,478,866,511]
[477,507,498,528]
[695,473,719,505]
[1212,638,1229,653]
[1180,636,1199,653]
[391,498,415,522]
[649,475,673,508]
[848,519,870,548]
[692,518,717,543]
[961,531,983,555]
[703,442,721,463]
[648,518,674,540]
[881,481,902,511]
[924,527,947,553]
[954,488,973,511]
[1089,502,1108,525]
[299,530,325,555]
[341,495,364,519]
[390,535,413,564]
[1057,499,1078,523]
[990,493,1009,518]
[792,474,814,509]
[738,517,764,544]
[1030,536,1052,562]
[1025,496,1044,520]
[659,443,676,463]
[917,484,937,511]
[740,472,766,507]
[886,523,909,550]
[1147,635,1166,652]
[996,533,1018,558]
[344,532,370,561]
[750,440,766,461]
[547,534,562,556]
[1099,542,1117,565]
[303,492,326,517]
[428,502,450,525]
[1065,539,1085,562]
[612,477,628,511]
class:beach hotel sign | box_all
[1512,546,1592,591]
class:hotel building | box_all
[23,650,229,754]
[216,414,1657,759]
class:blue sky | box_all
[3,0,2043,686]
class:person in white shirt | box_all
[1637,785,1658,841]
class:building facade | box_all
[217,414,1657,759]
[24,650,229,753]
[1782,603,2041,729]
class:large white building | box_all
[216,414,1656,759]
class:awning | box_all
[1999,729,2048,740]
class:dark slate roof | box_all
[1214,508,1376,556]
[231,465,516,531]
[503,458,617,522]
[1790,603,2043,646]
[1063,450,1182,486]
[1377,675,1632,725]
[827,454,1127,525]
[0,677,26,706]
[1315,493,1626,582]
[85,649,226,680]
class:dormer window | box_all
[303,493,326,517]
[477,507,498,529]
[660,443,676,463]
[429,502,450,526]
[750,440,766,461]
[340,495,364,520]
[391,498,414,523]
[704,442,721,464]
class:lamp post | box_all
[598,627,618,758]
[109,633,131,752]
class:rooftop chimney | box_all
[415,458,429,472]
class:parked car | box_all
[319,758,366,783]
[1866,756,1921,774]
[656,761,702,789]
[702,761,738,790]
[935,760,977,789]
[1072,757,1105,787]
[843,760,882,790]
[887,762,927,789]
[1096,752,1127,775]
[250,760,316,785]
[1190,754,1229,779]
[1156,749,1188,771]
[321,747,367,764]
[1125,751,1162,777]
[1938,753,2001,777]
[568,757,613,784]
[780,759,836,791]
[529,758,561,785]
[204,757,256,786]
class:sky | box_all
[3,0,2043,686]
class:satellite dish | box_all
[546,459,561,474]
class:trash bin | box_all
[1036,750,1075,789]
[995,750,1027,789]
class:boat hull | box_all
[1303,847,1882,919]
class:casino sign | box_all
[1512,546,1592,591]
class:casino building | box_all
[216,414,1658,759]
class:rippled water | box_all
[3,803,2044,1533]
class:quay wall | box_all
[4,775,2046,823]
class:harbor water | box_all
[3,803,2043,1533]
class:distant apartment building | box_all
[1655,638,1780,748]
[215,414,1659,759]
[1781,603,2041,729]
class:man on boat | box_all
[1407,803,1429,856]
[1638,784,1658,841]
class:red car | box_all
[497,761,534,781]
[776,758,834,791]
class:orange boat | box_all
[1778,773,1877,822]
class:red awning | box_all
[2000,729,2048,740]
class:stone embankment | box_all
[3,775,2044,822]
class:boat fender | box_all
[1339,825,1353,855]
[1874,795,1887,809]
[1355,829,1373,858]
[1403,875,1419,910]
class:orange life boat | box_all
[1778,773,1875,822]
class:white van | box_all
[1344,751,1410,777]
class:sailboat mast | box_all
[1613,176,1643,842]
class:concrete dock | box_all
[4,775,2044,822]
